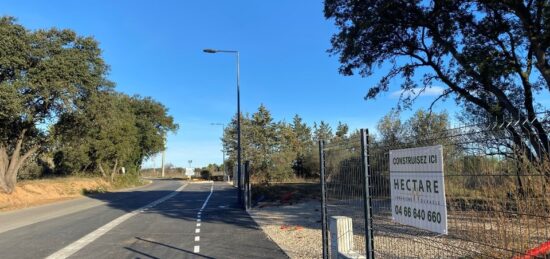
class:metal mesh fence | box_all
[368,124,550,258]
[321,118,550,258]
[322,135,368,256]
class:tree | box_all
[271,122,296,180]
[406,109,449,145]
[376,109,449,147]
[377,111,404,147]
[54,92,177,178]
[290,115,315,177]
[129,95,178,167]
[335,121,349,140]
[291,115,314,154]
[222,112,251,169]
[0,17,111,193]
[325,0,550,160]
[314,121,333,142]
[249,104,277,180]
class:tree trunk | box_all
[98,162,107,178]
[110,159,118,182]
[0,130,38,194]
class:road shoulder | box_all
[247,200,322,258]
[0,179,157,234]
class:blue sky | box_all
[2,1,457,167]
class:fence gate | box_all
[321,123,550,258]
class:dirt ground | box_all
[250,199,550,258]
[0,177,149,211]
[249,200,323,259]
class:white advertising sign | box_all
[185,168,194,176]
[390,145,447,234]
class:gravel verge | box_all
[248,200,323,259]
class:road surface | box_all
[0,180,287,259]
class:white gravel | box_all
[248,200,323,259]
[249,199,549,258]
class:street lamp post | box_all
[210,123,227,181]
[203,48,242,206]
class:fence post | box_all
[245,160,251,210]
[360,129,375,259]
[319,140,329,259]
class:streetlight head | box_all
[203,48,217,53]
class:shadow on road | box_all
[82,181,261,231]
[125,237,215,259]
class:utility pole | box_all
[203,48,242,206]
[161,149,165,178]
[161,134,166,178]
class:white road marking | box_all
[191,182,214,254]
[45,183,188,259]
[199,183,214,211]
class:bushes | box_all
[200,169,211,180]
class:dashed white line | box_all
[46,183,188,259]
[192,182,214,255]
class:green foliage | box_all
[334,121,349,141]
[200,169,211,180]
[0,17,113,192]
[53,92,178,177]
[376,109,450,147]
[0,17,178,192]
[223,106,329,181]
[324,0,550,159]
[314,121,333,142]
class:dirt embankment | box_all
[0,177,145,211]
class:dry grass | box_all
[0,176,149,211]
[252,182,320,205]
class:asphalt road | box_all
[0,180,287,259]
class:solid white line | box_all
[199,183,214,211]
[195,228,200,233]
[46,183,188,259]
[194,245,200,253]
[195,236,200,241]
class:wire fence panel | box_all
[321,118,550,258]
[322,135,368,257]
[368,123,550,258]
